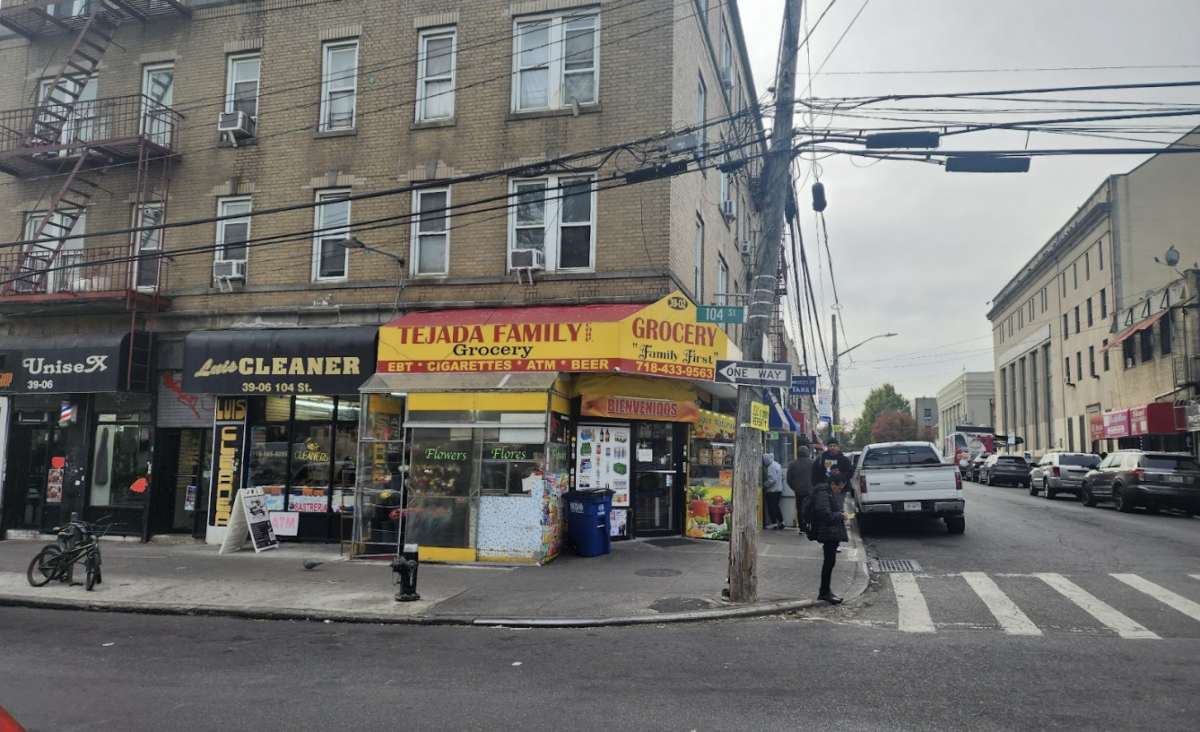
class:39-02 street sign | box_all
[713,360,792,387]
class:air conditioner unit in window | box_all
[510,249,544,271]
[1063,376,1072,385]
[720,199,737,222]
[741,240,752,257]
[218,111,256,144]
[213,259,247,282]
[1126,358,1135,369]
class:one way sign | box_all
[713,360,792,387]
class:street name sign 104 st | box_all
[696,305,746,324]
[713,360,792,387]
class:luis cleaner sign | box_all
[377,291,733,381]
[183,328,376,395]
[210,398,247,531]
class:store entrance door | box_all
[149,428,212,538]
[1,422,60,534]
[633,422,683,536]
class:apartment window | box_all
[226,54,261,120]
[1122,339,1135,368]
[133,203,163,289]
[694,217,705,300]
[1062,314,1069,340]
[1064,357,1072,383]
[215,197,251,262]
[719,22,733,94]
[1018,309,1023,329]
[1098,240,1104,270]
[1073,262,1078,289]
[1085,252,1090,280]
[1076,352,1082,382]
[1140,329,1154,363]
[1074,306,1081,334]
[1089,346,1096,378]
[1060,272,1066,297]
[1100,289,1107,319]
[320,40,359,131]
[1008,317,1012,337]
[313,190,350,280]
[1041,287,1047,312]
[1086,298,1093,327]
[509,175,595,271]
[719,144,731,205]
[716,255,728,305]
[1161,310,1173,355]
[1103,340,1110,371]
[696,75,708,146]
[412,188,450,276]
[1028,299,1034,322]
[513,14,598,112]
[417,29,456,121]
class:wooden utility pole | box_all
[728,0,803,604]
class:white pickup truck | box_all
[851,441,965,534]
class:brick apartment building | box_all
[0,0,777,555]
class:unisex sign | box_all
[378,292,732,380]
[183,328,376,395]
[0,332,151,394]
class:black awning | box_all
[0,332,151,394]
[182,327,377,395]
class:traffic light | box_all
[812,181,827,212]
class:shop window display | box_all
[89,414,152,508]
[685,410,736,541]
[354,394,405,556]
[407,428,476,549]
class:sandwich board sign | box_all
[219,486,279,554]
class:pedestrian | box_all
[813,437,855,486]
[762,452,785,529]
[813,473,850,604]
[787,445,814,533]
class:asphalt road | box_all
[1,480,1197,732]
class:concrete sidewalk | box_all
[0,526,868,627]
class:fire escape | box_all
[0,0,189,390]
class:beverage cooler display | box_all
[686,410,737,541]
[575,424,631,538]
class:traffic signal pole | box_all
[728,0,802,604]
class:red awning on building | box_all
[1098,309,1168,355]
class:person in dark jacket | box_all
[812,473,850,604]
[813,437,855,486]
[787,445,814,532]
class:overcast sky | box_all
[735,0,1200,427]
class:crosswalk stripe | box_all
[891,572,935,634]
[1112,574,1200,624]
[961,572,1042,636]
[1035,573,1159,639]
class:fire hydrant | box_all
[390,543,420,602]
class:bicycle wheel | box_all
[85,552,98,591]
[27,546,63,587]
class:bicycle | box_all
[26,513,112,591]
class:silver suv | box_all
[1029,452,1100,499]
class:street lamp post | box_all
[831,313,897,434]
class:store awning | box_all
[182,327,377,395]
[1099,310,1167,354]
[359,371,561,393]
[0,332,151,394]
[768,391,800,432]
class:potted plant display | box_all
[708,494,730,525]
[688,486,710,518]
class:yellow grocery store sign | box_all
[378,292,731,380]
[749,402,770,432]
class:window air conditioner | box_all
[721,71,735,90]
[1126,358,1135,369]
[720,199,737,221]
[218,111,256,141]
[510,249,544,270]
[741,240,752,257]
[213,259,247,281]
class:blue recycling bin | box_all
[565,490,613,557]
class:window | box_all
[696,75,707,145]
[313,190,350,280]
[509,175,594,271]
[1098,240,1104,270]
[215,197,251,262]
[1060,272,1066,297]
[320,41,358,131]
[694,217,704,300]
[719,22,733,93]
[1064,357,1071,383]
[417,29,456,121]
[1122,338,1135,368]
[1028,299,1034,322]
[1062,314,1069,340]
[1085,252,1090,280]
[1161,310,1173,355]
[513,14,598,112]
[719,144,731,205]
[1103,339,1110,371]
[1089,346,1096,377]
[1073,262,1078,289]
[412,188,449,276]
[1008,317,1012,337]
[1018,309,1023,329]
[1139,329,1154,363]
[133,203,163,289]
[716,255,728,305]
[1074,306,1081,334]
[142,63,174,147]
[1086,297,1093,327]
[1076,352,1082,382]
[226,54,261,120]
[1100,289,1107,319]
[89,412,151,509]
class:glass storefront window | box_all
[248,424,289,511]
[407,428,476,549]
[295,395,335,421]
[250,396,291,422]
[289,423,332,512]
[89,417,152,507]
[354,394,405,556]
[481,439,545,495]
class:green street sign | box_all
[696,305,745,324]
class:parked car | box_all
[852,442,965,534]
[979,454,1032,488]
[1029,452,1101,499]
[1080,450,1200,514]
[968,454,990,482]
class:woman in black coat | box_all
[812,473,850,604]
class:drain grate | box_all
[873,559,922,573]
